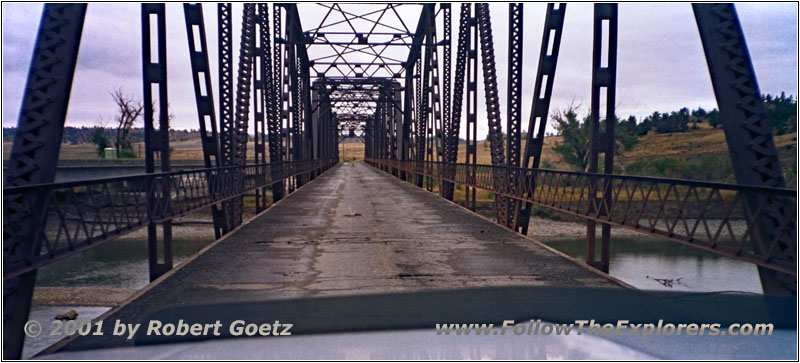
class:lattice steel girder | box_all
[585,3,618,273]
[514,3,567,234]
[270,3,286,202]
[401,68,413,168]
[284,3,314,183]
[229,3,256,226]
[254,4,266,187]
[142,3,174,282]
[506,4,523,169]
[439,4,453,195]
[218,4,234,168]
[476,3,510,225]
[183,3,227,238]
[503,3,523,228]
[441,3,472,201]
[285,12,302,185]
[2,4,86,359]
[391,85,403,171]
[693,3,796,295]
[421,8,435,190]
[255,3,275,212]
[464,4,479,211]
[217,3,236,232]
[429,7,445,165]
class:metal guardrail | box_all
[365,158,797,275]
[3,159,337,279]
[2,159,257,168]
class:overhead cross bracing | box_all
[297,4,437,144]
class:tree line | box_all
[550,93,796,172]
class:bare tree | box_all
[111,88,143,155]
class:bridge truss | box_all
[1,3,797,358]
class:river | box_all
[537,235,763,294]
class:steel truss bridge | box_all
[2,3,797,358]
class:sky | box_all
[2,2,797,139]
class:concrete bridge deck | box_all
[54,161,624,352]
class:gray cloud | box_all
[2,2,797,141]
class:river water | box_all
[36,237,214,290]
[537,235,763,294]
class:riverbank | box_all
[33,287,135,306]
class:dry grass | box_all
[454,128,797,173]
[4,127,795,182]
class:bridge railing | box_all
[365,158,796,275]
[3,158,337,279]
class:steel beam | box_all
[514,3,567,234]
[142,4,173,282]
[270,4,286,202]
[183,3,227,238]
[476,4,510,224]
[465,4,478,211]
[694,3,796,295]
[504,3,523,228]
[217,3,235,233]
[230,3,256,228]
[585,3,617,273]
[442,3,471,201]
[253,4,269,212]
[2,4,86,358]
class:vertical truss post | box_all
[383,88,390,166]
[392,83,403,176]
[312,84,321,166]
[440,4,453,197]
[421,12,435,191]
[464,4,478,211]
[259,3,277,210]
[302,60,314,179]
[142,3,173,281]
[405,4,433,184]
[289,40,301,189]
[283,4,313,184]
[217,3,235,233]
[231,3,255,227]
[694,3,796,294]
[253,4,268,212]
[514,3,567,234]
[282,8,296,193]
[2,4,86,358]
[476,4,509,224]
[271,4,286,202]
[415,58,424,187]
[401,64,414,181]
[504,3,523,228]
[585,3,617,273]
[183,3,227,238]
[320,87,331,162]
[442,3,471,201]
[430,8,445,192]
[365,113,374,159]
[379,90,383,163]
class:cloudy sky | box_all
[2,2,797,138]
